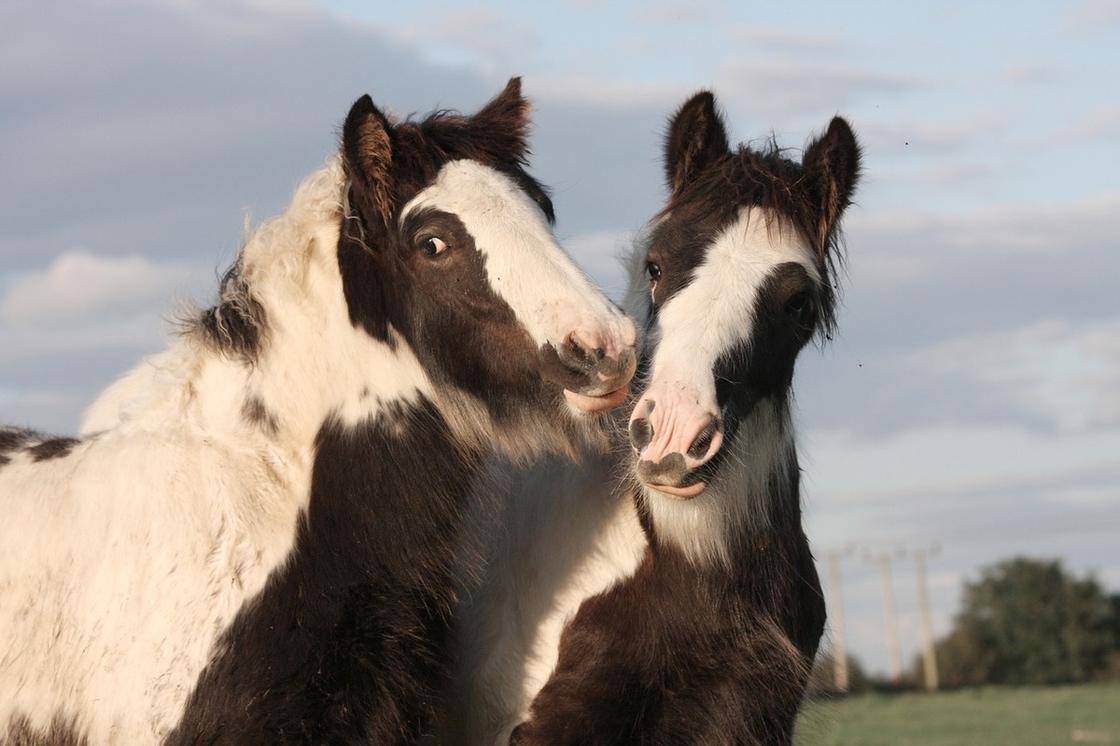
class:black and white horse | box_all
[0,79,636,744]
[449,92,861,745]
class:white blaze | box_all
[402,160,635,359]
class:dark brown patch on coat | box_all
[169,397,484,744]
[192,260,267,364]
[0,427,37,455]
[241,396,279,435]
[27,437,81,463]
[705,265,821,453]
[5,714,89,746]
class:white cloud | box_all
[1066,0,1120,28]
[850,192,1120,256]
[998,64,1057,85]
[1,250,199,324]
[532,76,686,109]
[895,317,1120,431]
[803,422,1120,511]
[0,313,172,365]
[530,49,917,118]
[858,114,1002,156]
[715,58,920,118]
[889,161,996,189]
[724,25,846,54]
[1066,106,1120,144]
[391,8,540,77]
[636,1,714,24]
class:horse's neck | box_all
[85,298,438,492]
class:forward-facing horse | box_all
[0,78,635,745]
[449,91,861,745]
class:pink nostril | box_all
[636,405,722,469]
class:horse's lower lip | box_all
[564,386,629,413]
[646,481,707,499]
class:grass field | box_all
[795,682,1120,745]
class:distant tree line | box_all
[809,557,1120,695]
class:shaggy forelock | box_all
[386,112,555,225]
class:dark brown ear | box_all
[802,116,862,251]
[469,76,532,165]
[664,91,730,196]
[342,94,395,227]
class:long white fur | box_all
[450,206,813,744]
[1,157,625,744]
[449,452,646,744]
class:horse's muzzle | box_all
[629,384,724,499]
[540,328,637,414]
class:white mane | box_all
[85,156,344,431]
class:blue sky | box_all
[2,0,1118,675]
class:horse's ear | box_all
[664,91,730,196]
[802,116,862,251]
[342,94,395,226]
[470,77,531,164]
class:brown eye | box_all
[420,237,448,258]
[784,290,815,321]
[646,261,661,285]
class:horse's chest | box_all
[458,473,647,742]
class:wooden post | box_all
[915,548,940,691]
[826,551,849,692]
[876,554,902,684]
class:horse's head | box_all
[627,92,861,499]
[337,79,636,454]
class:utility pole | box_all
[866,550,903,684]
[826,549,851,692]
[914,546,940,691]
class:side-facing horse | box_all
[0,78,635,745]
[449,91,861,745]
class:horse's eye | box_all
[420,237,448,258]
[646,261,662,285]
[784,291,815,320]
